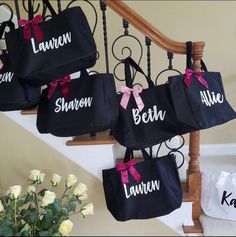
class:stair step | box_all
[21,107,38,115]
[183,220,203,233]
[66,130,116,146]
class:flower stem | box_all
[14,199,17,230]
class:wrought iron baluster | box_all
[145,36,152,79]
[100,1,109,73]
[57,0,62,13]
[112,18,143,84]
[13,0,20,20]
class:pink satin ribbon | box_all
[184,69,208,89]
[120,85,144,111]
[18,15,44,42]
[116,159,141,184]
[47,75,71,100]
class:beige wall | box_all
[0,114,177,236]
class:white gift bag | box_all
[201,171,236,221]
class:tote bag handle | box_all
[124,57,154,88]
[186,41,208,72]
[123,147,153,163]
[42,0,57,17]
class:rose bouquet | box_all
[0,170,94,236]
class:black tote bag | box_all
[102,149,182,221]
[168,41,236,129]
[5,0,97,86]
[36,71,119,137]
[111,57,196,149]
[0,21,40,111]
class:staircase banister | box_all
[102,0,205,56]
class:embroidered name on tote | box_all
[132,105,166,125]
[31,32,72,54]
[0,72,14,84]
[55,97,93,113]
[200,90,224,107]
[221,191,236,208]
[123,179,160,199]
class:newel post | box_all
[186,43,204,224]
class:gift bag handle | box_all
[186,41,208,72]
[124,57,154,88]
[123,147,153,163]
[42,0,57,17]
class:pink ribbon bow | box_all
[47,75,71,100]
[116,159,141,184]
[120,85,144,111]
[184,69,208,89]
[18,15,44,42]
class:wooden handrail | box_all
[102,0,205,58]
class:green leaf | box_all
[24,210,39,225]
[65,202,76,214]
[39,231,50,236]
[40,212,54,229]
[24,194,33,204]
[0,219,14,236]
[17,199,25,208]
[51,201,61,215]
[52,231,62,236]
[38,189,48,197]
[20,223,30,233]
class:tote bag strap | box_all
[124,57,154,88]
[42,0,57,17]
[123,147,153,163]
[186,41,208,72]
[186,41,193,70]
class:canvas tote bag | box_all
[0,21,40,111]
[202,171,236,221]
[36,71,119,137]
[5,0,97,86]
[102,149,182,221]
[112,57,196,149]
[168,41,236,129]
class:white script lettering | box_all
[132,105,166,125]
[200,90,224,107]
[54,97,93,113]
[31,32,72,54]
[0,72,14,84]
[124,180,160,199]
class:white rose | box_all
[9,185,22,199]
[41,191,56,207]
[59,220,73,236]
[29,169,41,182]
[81,203,94,216]
[39,173,45,183]
[51,173,62,186]
[66,174,77,188]
[79,192,88,200]
[73,183,87,196]
[27,185,36,194]
[0,200,4,212]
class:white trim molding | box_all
[182,143,236,157]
